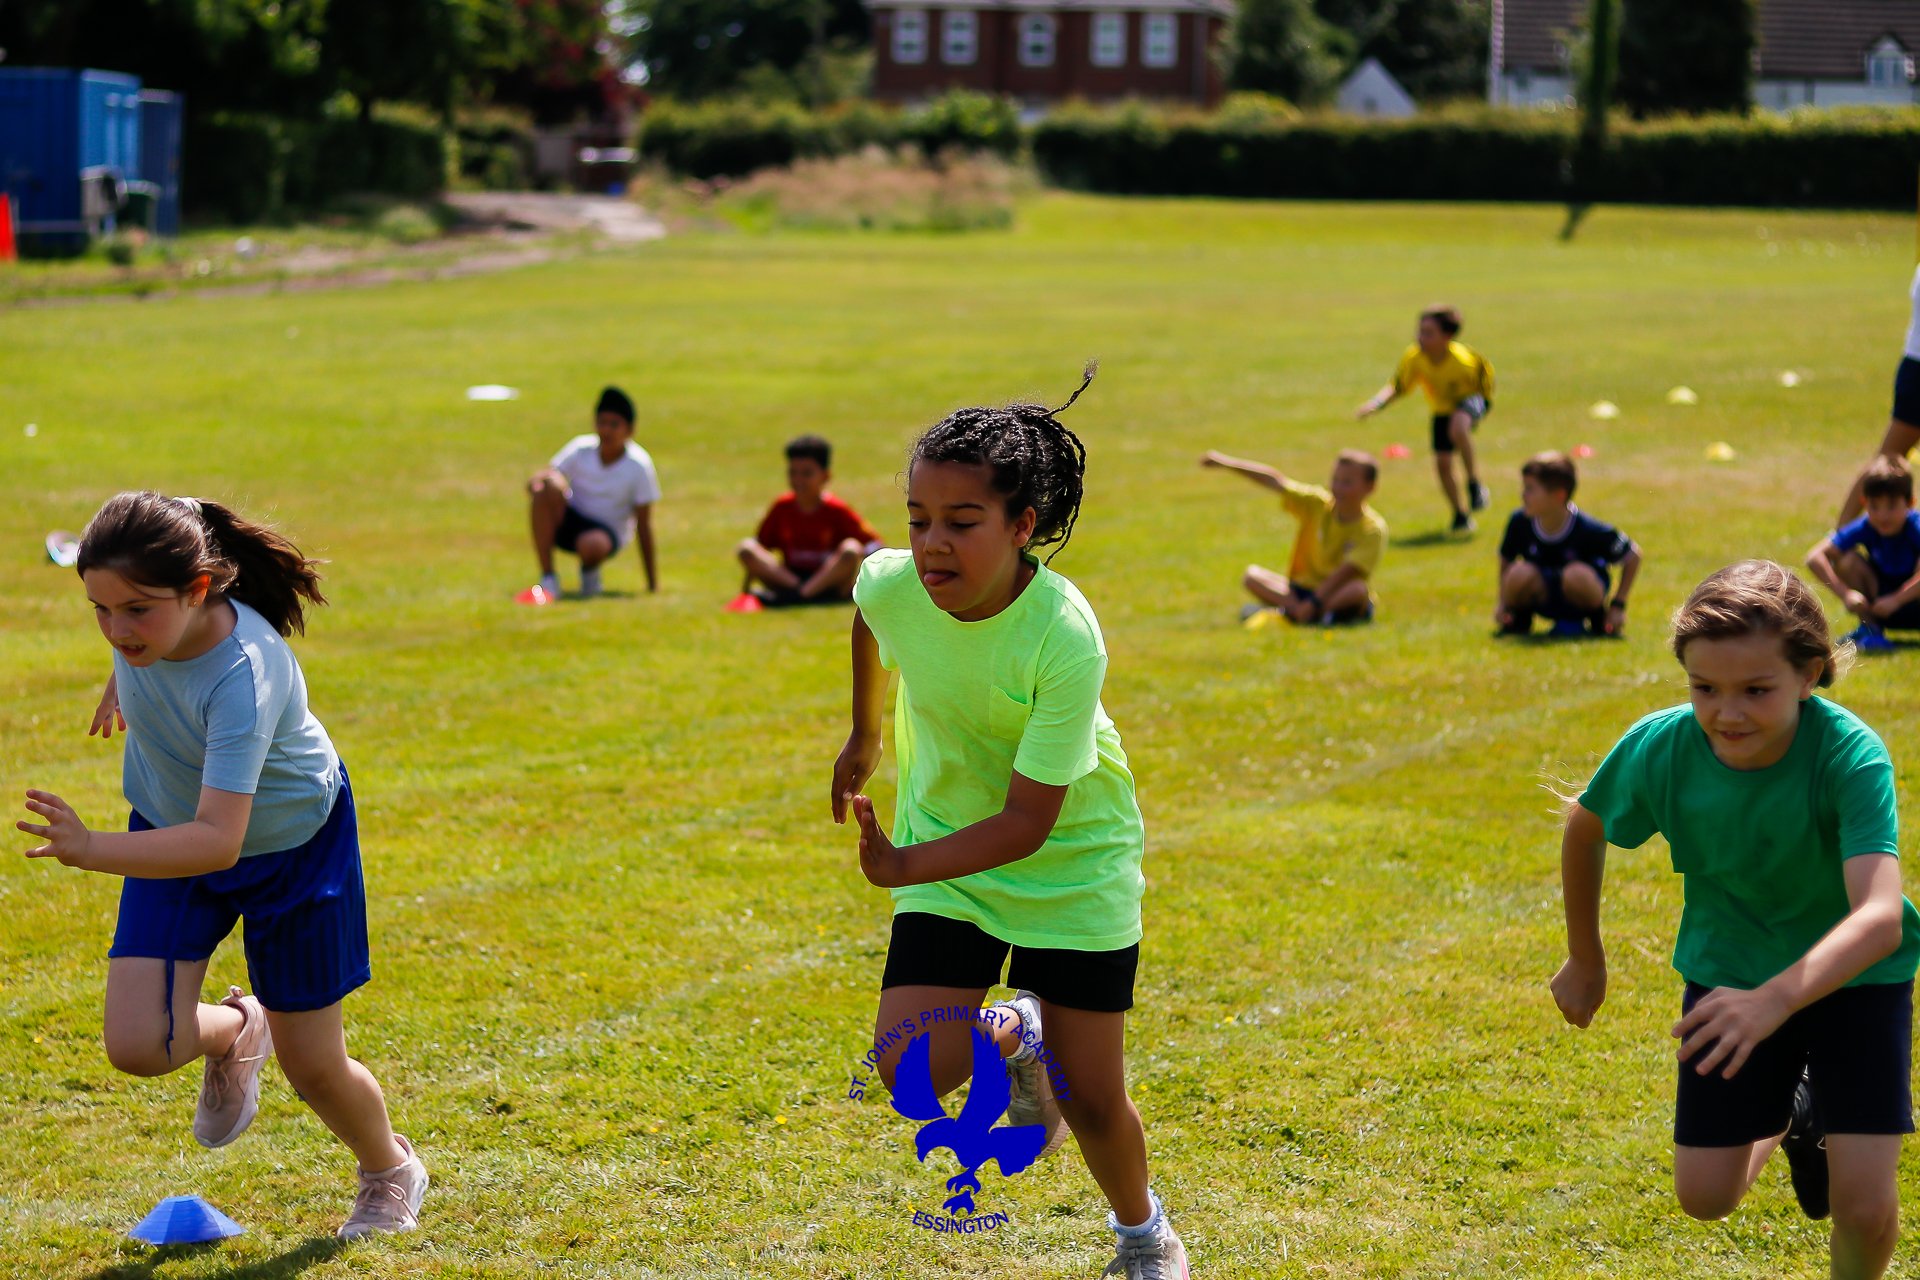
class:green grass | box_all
[3,193,1918,1278]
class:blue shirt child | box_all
[1832,510,1920,586]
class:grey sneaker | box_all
[1468,479,1490,511]
[538,572,561,600]
[1104,1211,1191,1279]
[579,566,603,598]
[338,1134,428,1240]
[193,987,272,1149]
[993,991,1068,1157]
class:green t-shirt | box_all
[1581,697,1920,990]
[852,549,1145,951]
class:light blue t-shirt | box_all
[116,599,340,857]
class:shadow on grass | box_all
[1390,530,1472,550]
[85,1236,342,1280]
[1494,629,1624,646]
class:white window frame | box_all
[892,9,928,64]
[1868,41,1913,86]
[941,10,978,65]
[1019,14,1057,67]
[1142,12,1177,68]
[1091,12,1127,68]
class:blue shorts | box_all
[1893,356,1920,428]
[109,767,371,1014]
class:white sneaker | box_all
[579,567,603,598]
[193,987,272,1149]
[538,572,561,600]
[1105,1202,1190,1279]
[992,991,1068,1156]
[338,1134,428,1240]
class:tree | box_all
[318,0,476,123]
[1617,0,1754,116]
[1562,0,1616,239]
[627,0,868,100]
[1228,0,1350,104]
[1315,0,1490,102]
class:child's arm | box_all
[1675,853,1906,1078]
[851,774,1067,888]
[1315,561,1365,601]
[1200,450,1289,492]
[1550,801,1610,1027]
[1806,536,1876,617]
[19,785,252,878]
[89,671,123,739]
[1874,565,1920,616]
[1494,558,1516,627]
[1355,383,1399,418]
[832,610,887,824]
[1604,542,1642,634]
[633,503,658,593]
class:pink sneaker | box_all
[193,987,272,1149]
[338,1135,428,1240]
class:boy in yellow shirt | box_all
[1202,448,1387,624]
[1356,305,1494,535]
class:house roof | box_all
[1500,0,1920,79]
[865,0,1233,13]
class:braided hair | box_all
[907,362,1095,563]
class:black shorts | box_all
[1674,980,1914,1147]
[1290,583,1375,624]
[880,912,1137,1012]
[1432,395,1489,454]
[1539,563,1610,621]
[556,505,619,554]
[1893,355,1920,428]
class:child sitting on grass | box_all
[1496,451,1640,638]
[1807,454,1920,654]
[1201,448,1385,626]
[736,434,883,605]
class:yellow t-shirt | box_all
[1282,480,1387,591]
[1392,340,1495,413]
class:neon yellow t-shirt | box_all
[1392,340,1495,413]
[852,549,1145,951]
[1281,480,1387,591]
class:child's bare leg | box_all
[1828,1134,1901,1280]
[1560,563,1608,613]
[1042,1002,1152,1227]
[528,471,569,576]
[871,985,992,1095]
[1674,1139,1778,1220]
[574,529,613,571]
[1839,422,1920,526]
[1242,564,1293,608]
[1320,578,1372,619]
[103,957,241,1076]
[1501,561,1547,613]
[1836,552,1881,603]
[269,1003,406,1171]
[1448,411,1481,489]
[737,539,801,592]
[1433,450,1466,515]
[800,539,866,599]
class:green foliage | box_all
[630,0,871,100]
[1228,0,1351,104]
[1032,103,1920,209]
[1618,0,1755,117]
[182,112,449,222]
[635,91,1018,178]
[1315,0,1491,101]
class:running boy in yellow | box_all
[1202,448,1385,625]
[1357,304,1495,534]
[831,369,1189,1278]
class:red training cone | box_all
[0,194,15,263]
[1572,444,1595,458]
[514,584,554,606]
[725,591,764,614]
[1383,443,1411,460]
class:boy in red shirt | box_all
[737,435,883,604]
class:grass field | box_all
[3,193,1918,1279]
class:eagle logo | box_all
[890,1026,1049,1216]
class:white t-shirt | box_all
[1905,264,1920,360]
[551,436,661,547]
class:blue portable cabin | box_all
[137,89,183,237]
[0,67,143,253]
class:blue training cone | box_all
[128,1194,245,1245]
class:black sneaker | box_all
[1450,510,1476,535]
[1468,479,1490,511]
[1781,1073,1829,1220]
[1499,610,1534,636]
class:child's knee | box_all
[1503,560,1543,595]
[103,1026,176,1078]
[736,538,763,564]
[1561,564,1605,603]
[1673,1176,1743,1222]
[834,538,865,562]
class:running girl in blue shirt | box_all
[17,492,427,1240]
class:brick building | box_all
[866,0,1233,108]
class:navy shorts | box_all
[881,912,1137,1013]
[1432,395,1489,453]
[109,768,371,1014]
[1540,563,1610,622]
[1290,583,1375,624]
[1675,980,1914,1147]
[556,504,620,554]
[1893,355,1920,428]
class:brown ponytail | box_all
[76,492,326,636]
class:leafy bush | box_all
[637,91,1023,178]
[183,110,448,223]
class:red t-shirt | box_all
[757,493,882,572]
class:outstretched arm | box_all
[1356,383,1400,418]
[1200,450,1289,492]
[1550,801,1609,1027]
[20,785,252,878]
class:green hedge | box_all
[183,112,449,223]
[636,92,1021,179]
[1032,105,1920,209]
